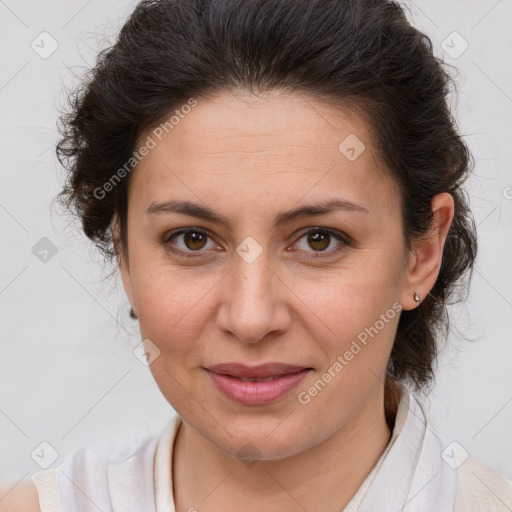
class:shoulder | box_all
[455,455,512,511]
[0,480,41,512]
[1,418,179,512]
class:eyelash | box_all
[162,227,349,259]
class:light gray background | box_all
[1,0,511,486]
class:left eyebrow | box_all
[146,197,370,230]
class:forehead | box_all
[129,90,400,218]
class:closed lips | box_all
[204,364,313,406]
[205,363,312,379]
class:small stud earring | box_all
[129,306,138,319]
[413,291,420,303]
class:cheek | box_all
[289,257,401,338]
[130,262,219,359]
[286,261,402,390]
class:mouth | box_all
[205,362,312,378]
[203,363,313,405]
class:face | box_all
[117,90,423,459]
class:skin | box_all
[113,89,454,512]
[0,481,41,512]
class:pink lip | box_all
[204,363,312,405]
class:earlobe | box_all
[400,192,455,311]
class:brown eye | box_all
[182,231,208,250]
[293,228,348,257]
[307,231,331,251]
[163,228,217,257]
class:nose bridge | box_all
[234,248,272,305]
[218,243,287,344]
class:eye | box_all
[163,227,220,257]
[291,227,348,258]
[163,226,349,259]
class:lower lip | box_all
[204,368,311,405]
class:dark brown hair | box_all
[56,0,478,391]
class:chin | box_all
[203,414,315,461]
[217,432,308,462]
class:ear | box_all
[400,192,454,311]
[112,213,135,307]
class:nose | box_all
[216,251,292,344]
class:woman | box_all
[4,0,511,510]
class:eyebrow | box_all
[146,197,369,229]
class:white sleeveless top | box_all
[31,388,512,511]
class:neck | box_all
[172,384,396,512]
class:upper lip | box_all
[205,363,311,378]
